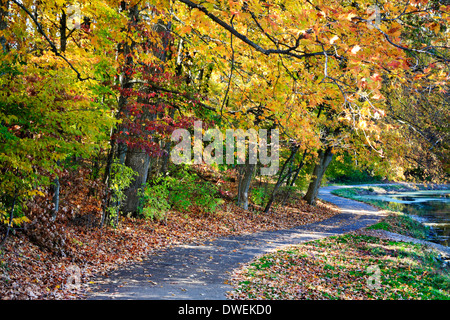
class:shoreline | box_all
[227,185,450,300]
[327,183,449,248]
[325,182,449,193]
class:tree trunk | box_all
[102,2,139,224]
[160,107,175,175]
[237,162,256,210]
[263,145,299,213]
[51,10,67,221]
[0,0,8,52]
[289,150,308,187]
[280,150,308,206]
[51,171,60,220]
[122,150,151,215]
[303,146,333,205]
[122,87,156,214]
[59,9,67,52]
[116,3,139,167]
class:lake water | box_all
[359,190,450,247]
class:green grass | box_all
[228,186,450,300]
[367,214,431,240]
[331,187,433,240]
[228,234,450,300]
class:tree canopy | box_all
[0,0,448,227]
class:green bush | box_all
[168,168,222,214]
[137,176,171,222]
[278,185,302,202]
[250,186,270,206]
[107,160,138,227]
[138,167,223,219]
[325,151,383,184]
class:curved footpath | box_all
[85,185,446,300]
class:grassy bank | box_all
[228,233,450,300]
[227,185,450,300]
[330,186,437,240]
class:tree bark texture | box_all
[122,150,151,215]
[303,146,333,205]
[263,145,299,213]
[237,162,256,210]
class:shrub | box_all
[325,151,383,184]
[107,160,138,227]
[250,187,269,206]
[138,167,223,219]
[168,168,222,214]
[138,177,171,222]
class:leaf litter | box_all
[0,169,339,300]
[227,232,450,300]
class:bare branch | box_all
[177,0,326,59]
[220,14,235,118]
[11,0,91,81]
[126,79,217,111]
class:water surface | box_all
[359,190,449,247]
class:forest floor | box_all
[0,171,339,300]
[2,178,448,300]
[85,185,385,299]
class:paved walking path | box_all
[86,186,388,300]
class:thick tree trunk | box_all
[303,146,333,205]
[122,150,151,215]
[59,9,67,52]
[116,3,139,167]
[102,2,138,224]
[237,162,256,210]
[122,90,155,214]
